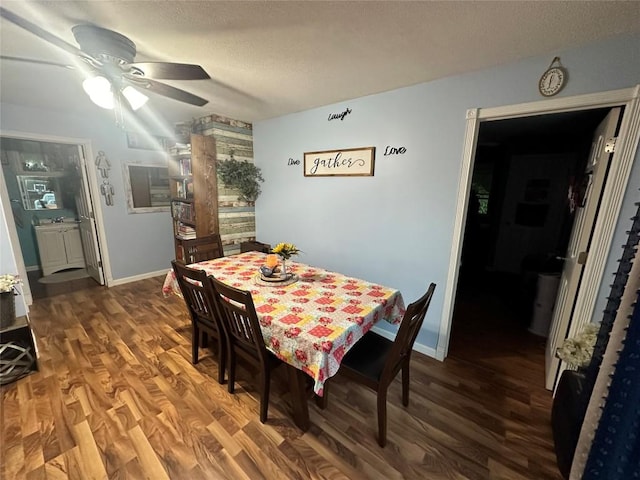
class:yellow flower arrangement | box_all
[0,274,21,294]
[556,322,600,369]
[271,243,300,260]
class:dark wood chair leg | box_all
[260,369,270,423]
[216,338,225,384]
[201,331,209,348]
[192,324,199,364]
[377,389,388,447]
[402,358,410,407]
[227,350,236,394]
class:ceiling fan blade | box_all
[128,62,210,80]
[0,55,75,69]
[0,6,86,59]
[125,76,209,106]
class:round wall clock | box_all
[539,57,567,97]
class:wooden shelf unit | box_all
[168,134,219,262]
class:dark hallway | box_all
[449,108,612,386]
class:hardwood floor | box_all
[1,276,562,479]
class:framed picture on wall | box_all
[126,131,171,151]
[304,147,375,177]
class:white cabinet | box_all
[35,223,86,276]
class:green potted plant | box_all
[217,154,264,204]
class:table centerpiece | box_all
[271,242,300,278]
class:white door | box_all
[545,107,621,390]
[74,146,104,284]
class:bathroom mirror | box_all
[123,163,171,214]
[17,175,64,210]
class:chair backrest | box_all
[240,241,271,254]
[380,283,436,386]
[209,276,269,364]
[180,234,224,264]
[171,260,221,333]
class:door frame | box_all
[437,85,640,361]
[0,165,32,306]
[0,129,113,300]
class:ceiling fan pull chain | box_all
[113,93,125,129]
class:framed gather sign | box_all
[304,147,375,177]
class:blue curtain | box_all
[583,288,640,479]
[580,204,640,416]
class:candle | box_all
[265,254,278,268]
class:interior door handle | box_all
[577,251,588,265]
[556,252,588,264]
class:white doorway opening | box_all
[438,85,640,390]
[0,131,112,306]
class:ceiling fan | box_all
[0,6,210,111]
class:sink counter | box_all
[35,221,81,230]
[34,222,85,275]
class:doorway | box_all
[438,86,640,391]
[449,108,611,382]
[0,134,107,301]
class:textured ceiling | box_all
[1,1,639,124]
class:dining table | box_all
[162,251,406,430]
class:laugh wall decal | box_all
[328,107,352,122]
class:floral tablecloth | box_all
[163,252,406,395]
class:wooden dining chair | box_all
[240,240,271,254]
[171,261,226,384]
[180,234,224,264]
[329,282,436,447]
[209,276,282,423]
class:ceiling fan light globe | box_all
[88,92,114,109]
[82,75,114,109]
[82,75,110,95]
[122,86,148,111]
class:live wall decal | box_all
[304,147,375,177]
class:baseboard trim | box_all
[371,325,439,360]
[25,265,40,272]
[109,269,169,287]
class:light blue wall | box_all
[254,34,640,353]
[0,104,176,281]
